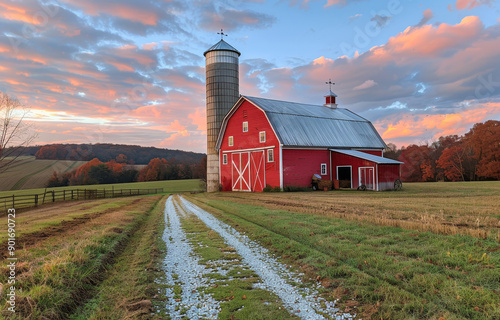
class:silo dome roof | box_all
[204,39,241,56]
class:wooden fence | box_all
[0,187,164,214]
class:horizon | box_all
[1,0,500,153]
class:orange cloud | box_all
[383,16,482,58]
[456,0,492,10]
[188,107,207,132]
[59,0,159,26]
[378,103,500,145]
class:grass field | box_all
[0,157,87,191]
[1,181,497,319]
[0,179,204,198]
[184,181,499,319]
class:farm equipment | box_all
[311,174,333,191]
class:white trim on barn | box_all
[222,145,276,153]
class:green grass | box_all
[10,161,60,190]
[186,192,500,320]
[70,195,168,319]
[0,195,163,319]
[0,157,88,191]
[167,195,295,320]
[0,179,203,198]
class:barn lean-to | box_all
[205,38,402,192]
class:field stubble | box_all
[207,182,499,240]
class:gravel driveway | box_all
[160,195,355,320]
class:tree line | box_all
[26,143,205,164]
[384,120,499,182]
[47,155,207,187]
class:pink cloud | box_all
[59,0,159,25]
[455,0,492,10]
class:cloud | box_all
[371,14,391,28]
[198,7,276,31]
[324,0,366,8]
[349,13,362,22]
[415,9,433,27]
[353,80,377,90]
[239,16,500,146]
[455,0,493,10]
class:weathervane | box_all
[217,29,227,40]
[326,79,335,92]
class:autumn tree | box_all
[465,120,500,180]
[437,145,467,181]
[137,158,169,182]
[69,158,103,185]
[0,91,37,173]
[115,153,128,163]
[398,144,433,182]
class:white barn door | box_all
[232,152,251,191]
[359,167,374,190]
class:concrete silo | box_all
[204,38,241,192]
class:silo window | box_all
[259,131,266,143]
[228,136,234,146]
[267,149,274,162]
[243,121,248,132]
[223,154,228,165]
[321,163,327,175]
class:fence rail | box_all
[1,187,164,214]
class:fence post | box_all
[35,194,38,207]
[12,195,14,208]
[104,189,106,198]
[63,190,66,201]
[52,191,55,202]
[71,190,74,200]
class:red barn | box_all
[216,95,402,192]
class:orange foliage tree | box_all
[69,158,103,185]
[465,120,500,180]
[137,158,168,182]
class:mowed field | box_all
[0,157,87,191]
[0,181,498,319]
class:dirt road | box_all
[159,195,354,319]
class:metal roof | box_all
[204,39,241,56]
[242,96,387,149]
[326,90,337,97]
[331,149,403,164]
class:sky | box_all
[1,0,500,153]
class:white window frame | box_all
[259,131,266,143]
[321,163,327,175]
[267,149,274,163]
[228,136,233,146]
[243,121,248,132]
[222,154,228,165]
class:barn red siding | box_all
[332,152,400,190]
[283,149,330,188]
[219,101,280,191]
[331,152,377,189]
[378,164,401,191]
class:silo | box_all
[204,39,241,192]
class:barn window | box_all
[243,121,248,132]
[267,149,274,162]
[223,154,228,165]
[228,136,233,146]
[321,163,327,175]
[259,131,266,143]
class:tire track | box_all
[161,196,221,319]
[177,195,354,320]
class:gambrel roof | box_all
[216,95,387,150]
